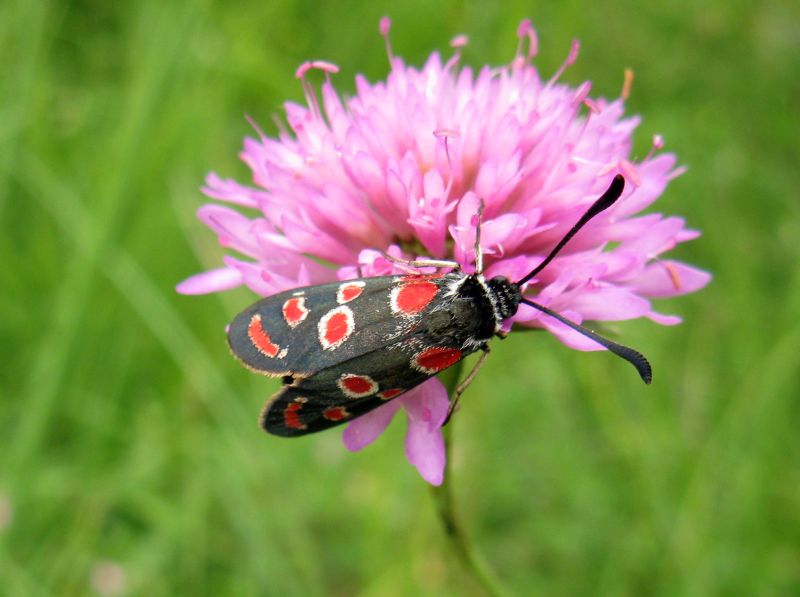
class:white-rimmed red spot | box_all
[284,401,307,430]
[412,346,462,374]
[318,305,355,350]
[390,280,439,316]
[337,373,378,398]
[323,406,350,421]
[378,388,404,400]
[337,281,365,304]
[282,296,309,328]
[247,314,281,358]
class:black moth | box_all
[228,175,651,436]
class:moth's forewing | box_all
[227,276,400,376]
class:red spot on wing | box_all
[413,347,462,374]
[378,388,404,400]
[284,402,307,430]
[337,374,378,398]
[326,313,349,342]
[323,406,350,421]
[247,314,280,358]
[391,280,439,316]
[318,306,354,350]
[337,281,365,303]
[282,297,309,327]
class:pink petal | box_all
[222,256,295,296]
[449,191,482,264]
[175,267,242,295]
[402,379,449,486]
[480,213,530,255]
[484,254,543,283]
[280,216,357,264]
[618,216,687,257]
[632,261,712,298]
[197,204,261,258]
[647,311,683,325]
[612,154,678,217]
[539,310,610,351]
[342,400,403,452]
[202,173,263,208]
[565,285,652,321]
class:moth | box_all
[227,175,651,436]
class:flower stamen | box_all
[379,16,394,65]
[295,61,340,124]
[621,68,634,101]
[572,81,592,108]
[516,18,538,60]
[664,261,683,291]
[450,34,469,48]
[548,39,580,85]
[645,134,665,161]
[445,35,468,71]
[434,128,461,184]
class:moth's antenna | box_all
[513,176,649,383]
[516,175,625,287]
[520,297,652,383]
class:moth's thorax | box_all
[441,273,521,344]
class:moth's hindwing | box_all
[262,333,477,436]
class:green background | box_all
[2,0,798,595]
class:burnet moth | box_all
[228,174,651,436]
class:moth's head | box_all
[486,276,522,320]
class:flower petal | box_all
[631,261,712,298]
[202,173,263,208]
[539,309,608,351]
[342,399,403,452]
[565,285,652,321]
[647,311,683,325]
[175,267,242,295]
[402,379,449,485]
[197,204,261,258]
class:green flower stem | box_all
[430,364,510,597]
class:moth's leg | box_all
[444,345,490,425]
[473,198,485,275]
[380,251,460,272]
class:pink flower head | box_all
[178,19,710,485]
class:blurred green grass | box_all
[1,0,799,595]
